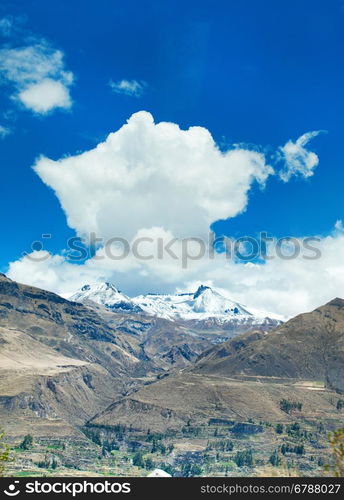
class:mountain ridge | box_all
[193,297,344,392]
[0,274,343,476]
[69,281,283,326]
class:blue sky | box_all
[1,1,344,315]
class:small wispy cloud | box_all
[0,16,14,36]
[0,15,26,37]
[278,130,323,182]
[335,220,344,233]
[0,16,74,115]
[0,125,11,138]
[109,79,146,97]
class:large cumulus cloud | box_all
[34,111,274,240]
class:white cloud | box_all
[0,42,74,114]
[195,230,344,318]
[18,78,72,114]
[33,111,274,241]
[109,79,146,97]
[7,225,344,319]
[279,131,322,181]
[335,219,344,232]
[0,125,10,138]
[6,113,327,318]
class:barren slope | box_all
[194,299,344,392]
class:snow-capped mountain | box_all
[69,282,282,325]
[132,285,252,321]
[70,282,142,313]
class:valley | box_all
[0,274,343,477]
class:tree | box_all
[234,449,253,468]
[280,399,302,414]
[327,428,344,477]
[269,451,281,466]
[295,444,305,455]
[181,462,203,477]
[336,400,344,411]
[0,429,11,477]
[51,458,58,470]
[145,457,155,470]
[281,443,304,455]
[132,451,145,468]
[275,424,284,434]
[286,422,301,437]
[20,434,33,450]
[159,462,175,476]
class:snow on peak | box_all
[81,282,119,294]
[131,285,254,321]
[69,282,282,324]
[70,282,142,313]
[191,286,251,316]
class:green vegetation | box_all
[280,399,303,414]
[20,434,33,450]
[281,443,305,455]
[275,423,284,434]
[132,451,145,468]
[328,428,344,477]
[0,429,11,477]
[269,450,282,466]
[285,422,312,440]
[4,417,339,477]
[206,439,234,451]
[336,399,344,411]
[159,462,176,476]
[144,457,155,470]
[233,449,253,468]
[181,462,203,477]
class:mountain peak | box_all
[81,282,119,293]
[69,282,281,325]
[105,281,119,291]
[193,285,211,299]
[0,273,11,282]
[70,282,142,313]
[325,297,344,309]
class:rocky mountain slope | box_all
[70,283,282,370]
[89,372,339,433]
[0,274,271,437]
[1,274,343,476]
[193,298,344,392]
[89,299,344,432]
[0,274,147,376]
[80,302,214,370]
[0,274,157,437]
[2,274,343,433]
[0,324,118,438]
